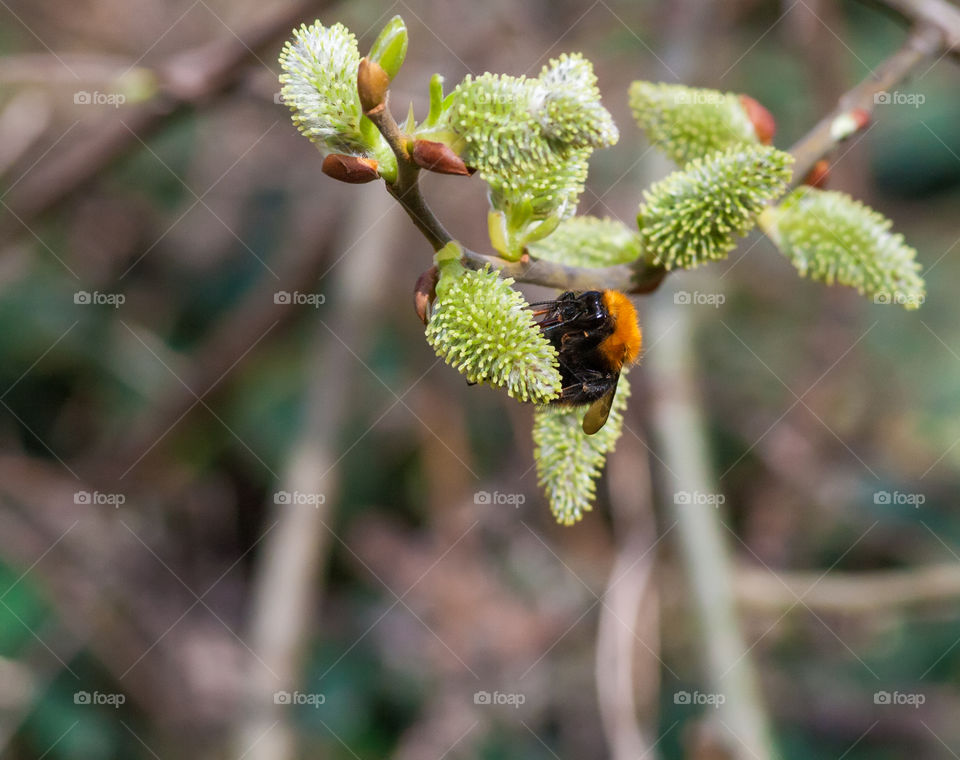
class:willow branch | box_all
[788,22,944,186]
[463,250,667,293]
[365,97,453,251]
[369,0,958,293]
[879,0,960,52]
[366,93,667,294]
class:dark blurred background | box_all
[1,0,959,758]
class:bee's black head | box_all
[550,290,606,329]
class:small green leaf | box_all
[528,215,644,267]
[534,374,630,525]
[638,145,793,270]
[760,187,925,308]
[424,73,445,128]
[368,15,408,80]
[425,253,562,404]
[629,82,759,165]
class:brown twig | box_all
[233,192,400,760]
[878,0,960,52]
[90,199,344,486]
[0,0,332,244]
[364,89,668,294]
[364,97,454,252]
[737,562,960,615]
[597,422,663,760]
[365,4,960,295]
[788,22,945,187]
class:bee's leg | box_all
[578,374,617,400]
[556,369,616,405]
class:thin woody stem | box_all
[369,2,957,293]
[365,96,453,252]
[788,22,945,187]
[366,96,667,293]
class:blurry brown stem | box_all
[597,426,662,760]
[737,563,960,614]
[879,0,960,52]
[788,22,944,186]
[0,0,333,243]
[234,192,398,760]
[94,200,343,485]
[646,298,776,760]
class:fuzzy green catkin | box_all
[534,374,630,525]
[528,215,644,268]
[279,21,376,157]
[638,145,794,270]
[761,187,925,308]
[629,82,758,165]
[425,265,562,404]
[433,54,618,256]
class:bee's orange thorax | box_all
[598,291,642,370]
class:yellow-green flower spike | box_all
[629,82,759,166]
[535,54,619,149]
[279,21,395,177]
[638,145,793,270]
[534,374,630,525]
[761,187,925,309]
[528,215,644,268]
[425,251,562,404]
[423,54,618,259]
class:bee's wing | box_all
[581,377,619,435]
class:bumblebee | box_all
[533,290,642,435]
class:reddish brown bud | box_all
[851,107,871,131]
[322,153,380,184]
[414,265,439,325]
[803,159,830,189]
[412,140,471,176]
[739,95,776,145]
[357,57,390,113]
